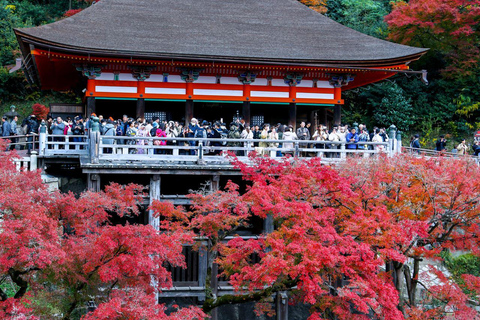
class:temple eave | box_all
[15,31,426,69]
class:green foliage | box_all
[443,251,480,297]
[324,0,480,144]
[326,0,390,38]
[0,277,19,298]
[342,82,414,131]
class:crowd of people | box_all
[33,114,393,156]
[12,112,480,157]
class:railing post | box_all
[89,116,100,164]
[198,142,203,160]
[30,151,38,171]
[294,141,300,157]
[39,121,47,156]
[396,130,403,154]
[388,125,397,157]
[340,143,346,159]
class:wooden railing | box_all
[95,136,393,164]
[26,129,395,164]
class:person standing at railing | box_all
[208,122,222,155]
[296,122,310,156]
[345,127,359,152]
[312,125,328,158]
[126,121,138,154]
[2,116,12,151]
[102,119,115,154]
[241,125,254,156]
[252,125,261,147]
[358,128,370,151]
[457,139,469,155]
[227,123,242,156]
[9,115,18,151]
[187,118,200,155]
[337,125,347,143]
[282,125,297,156]
[410,134,421,154]
[472,141,480,157]
[50,117,66,150]
[72,116,85,149]
[136,123,149,155]
[436,135,447,152]
[26,115,38,155]
[328,125,341,158]
[372,129,385,152]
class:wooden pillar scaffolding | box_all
[149,174,161,230]
[87,173,100,192]
[288,103,297,130]
[334,105,342,125]
[86,96,96,117]
[136,98,145,121]
[149,174,161,303]
[185,100,194,126]
[242,101,251,127]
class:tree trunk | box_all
[8,269,28,299]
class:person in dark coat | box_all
[2,116,11,151]
[345,127,359,150]
[411,134,421,154]
[26,115,38,154]
[436,135,447,152]
[472,141,480,156]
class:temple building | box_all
[14,1,426,318]
[15,0,426,128]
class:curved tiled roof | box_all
[15,0,427,66]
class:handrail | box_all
[403,146,478,159]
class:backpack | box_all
[220,130,228,145]
[116,126,124,136]
[195,127,206,139]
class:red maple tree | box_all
[31,103,49,121]
[0,140,204,320]
[385,0,480,78]
[156,154,480,319]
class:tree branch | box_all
[202,278,298,313]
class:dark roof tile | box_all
[16,0,427,65]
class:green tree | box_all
[326,0,390,38]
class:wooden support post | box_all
[185,100,194,127]
[211,262,219,320]
[242,101,251,127]
[136,98,145,121]
[87,173,101,192]
[211,175,220,192]
[288,103,297,130]
[149,174,161,303]
[86,96,96,117]
[30,151,37,171]
[334,104,341,125]
[276,291,288,320]
[320,107,328,126]
[149,174,161,231]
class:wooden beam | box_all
[87,173,100,192]
[242,101,251,127]
[288,103,297,130]
[136,98,145,121]
[185,100,194,126]
[149,174,160,230]
[334,104,341,125]
[86,96,96,117]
